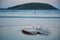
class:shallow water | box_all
[0,10,60,40]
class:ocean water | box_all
[0,10,60,40]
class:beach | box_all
[0,10,60,40]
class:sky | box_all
[0,0,60,9]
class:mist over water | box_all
[0,10,60,40]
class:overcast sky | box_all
[0,0,60,9]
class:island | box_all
[7,3,57,10]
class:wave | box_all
[0,16,60,18]
[0,10,60,18]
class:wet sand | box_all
[0,18,60,40]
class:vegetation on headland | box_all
[0,3,58,10]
